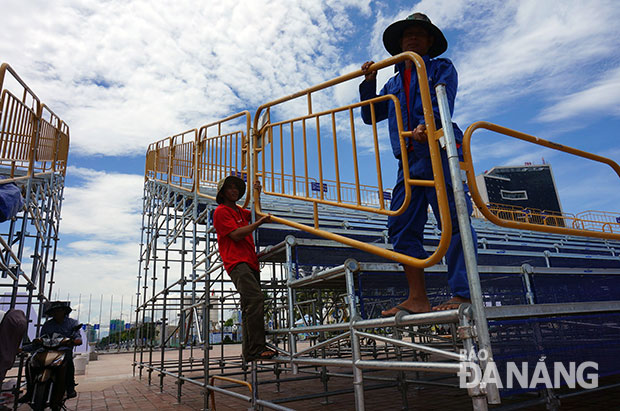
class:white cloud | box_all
[51,167,144,301]
[4,0,619,156]
[538,67,620,122]
[60,166,143,241]
[1,0,370,156]
[400,0,620,125]
[54,241,140,302]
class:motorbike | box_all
[22,324,81,411]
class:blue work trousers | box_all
[387,159,477,299]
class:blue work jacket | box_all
[359,55,463,180]
[41,316,81,351]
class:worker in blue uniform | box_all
[359,12,477,316]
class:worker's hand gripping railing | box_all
[251,52,453,268]
[0,63,70,182]
[462,122,620,240]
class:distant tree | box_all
[96,322,158,349]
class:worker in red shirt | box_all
[213,175,276,361]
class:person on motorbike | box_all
[19,301,81,403]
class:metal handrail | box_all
[145,137,172,184]
[486,206,620,233]
[476,202,620,236]
[144,125,390,209]
[575,209,620,226]
[196,111,251,207]
[0,63,70,181]
[169,129,197,192]
[462,121,620,240]
[251,52,453,269]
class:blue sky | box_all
[2,0,620,331]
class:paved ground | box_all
[5,347,620,410]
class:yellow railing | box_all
[252,52,453,268]
[170,129,197,191]
[143,54,620,265]
[143,53,454,268]
[487,202,567,216]
[257,171,390,208]
[0,63,69,181]
[574,210,620,233]
[462,121,620,240]
[208,375,253,410]
[145,137,171,184]
[487,205,620,234]
[196,111,251,204]
[144,108,393,210]
[144,111,252,204]
[576,209,620,223]
[486,203,568,227]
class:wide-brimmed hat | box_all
[44,301,72,317]
[216,175,246,204]
[382,12,448,58]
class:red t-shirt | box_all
[213,204,259,273]
[403,67,412,131]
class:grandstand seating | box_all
[246,187,620,396]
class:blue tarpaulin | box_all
[0,182,23,222]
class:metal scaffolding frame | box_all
[133,179,483,410]
[0,62,70,409]
[133,179,620,410]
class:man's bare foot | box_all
[381,301,431,317]
[432,296,471,311]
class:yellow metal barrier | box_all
[315,178,391,208]
[574,210,620,233]
[257,170,390,208]
[53,114,70,174]
[39,104,69,174]
[143,112,253,207]
[570,216,620,234]
[0,63,69,181]
[145,137,172,184]
[196,111,251,204]
[462,121,620,240]
[170,129,197,192]
[475,202,619,236]
[252,52,453,268]
[208,375,252,411]
[486,203,567,227]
